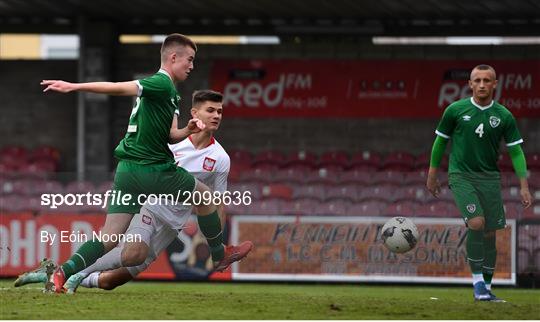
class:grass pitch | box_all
[1,279,539,319]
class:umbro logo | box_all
[463,115,471,121]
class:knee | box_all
[467,217,485,231]
[121,243,148,267]
[194,182,217,215]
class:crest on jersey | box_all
[489,116,500,128]
[203,157,216,171]
[466,204,476,213]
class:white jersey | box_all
[143,136,230,230]
[169,136,230,193]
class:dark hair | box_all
[471,64,496,79]
[192,90,223,106]
[161,33,197,55]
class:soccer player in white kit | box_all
[14,90,249,291]
[78,89,240,291]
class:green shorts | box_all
[448,173,505,230]
[106,160,196,214]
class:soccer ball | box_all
[381,217,419,253]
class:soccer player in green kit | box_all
[426,64,532,302]
[40,34,252,293]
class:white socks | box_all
[472,273,484,285]
[80,272,101,288]
[79,246,123,278]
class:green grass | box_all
[1,279,539,319]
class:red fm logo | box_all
[223,74,312,108]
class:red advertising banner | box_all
[210,60,540,118]
[230,216,516,284]
[0,213,230,281]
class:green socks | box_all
[61,240,105,279]
[483,233,497,286]
[466,229,484,274]
[197,210,225,261]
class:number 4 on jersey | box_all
[475,123,484,138]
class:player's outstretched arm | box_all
[508,144,532,208]
[426,136,448,197]
[41,80,139,96]
[169,115,205,144]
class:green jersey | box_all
[114,70,180,164]
[435,97,523,178]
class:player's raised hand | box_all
[186,118,206,134]
[426,174,441,198]
[520,187,532,209]
[41,80,76,93]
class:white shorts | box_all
[124,204,192,277]
[143,195,193,230]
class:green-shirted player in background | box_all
[38,34,252,293]
[426,64,532,302]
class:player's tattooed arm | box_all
[41,80,139,96]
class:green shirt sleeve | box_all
[503,113,523,147]
[435,105,456,139]
[430,135,448,168]
[138,74,169,99]
[508,144,528,178]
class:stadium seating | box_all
[285,150,318,168]
[252,150,286,167]
[2,147,538,220]
[324,184,358,203]
[319,151,349,168]
[228,149,252,166]
[393,185,427,203]
[30,146,60,163]
[414,201,450,217]
[424,186,454,203]
[358,184,397,203]
[498,154,514,172]
[65,181,96,194]
[281,198,320,216]
[350,151,382,169]
[292,183,326,201]
[261,184,293,200]
[381,151,416,171]
[274,164,312,184]
[413,152,431,170]
[370,170,405,185]
[304,166,342,184]
[225,202,249,216]
[383,201,418,217]
[502,186,522,203]
[247,198,282,216]
[312,200,350,216]
[528,153,540,171]
[229,182,262,200]
[403,169,428,185]
[339,168,373,185]
[239,164,278,184]
[346,200,387,216]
